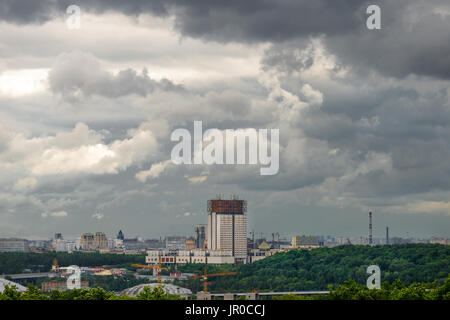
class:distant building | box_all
[80,232,108,250]
[146,249,235,265]
[29,239,51,251]
[52,234,76,252]
[1,278,27,292]
[123,238,148,251]
[117,230,124,240]
[80,233,94,250]
[258,240,271,251]
[430,237,450,245]
[144,239,163,249]
[185,237,196,250]
[94,232,108,249]
[248,248,281,263]
[122,238,163,251]
[194,224,207,248]
[166,236,186,249]
[291,235,321,249]
[207,197,248,260]
[41,280,89,292]
[0,238,29,252]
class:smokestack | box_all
[386,226,389,245]
[369,212,373,245]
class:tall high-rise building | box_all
[194,224,207,248]
[207,196,247,260]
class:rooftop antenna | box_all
[369,212,373,245]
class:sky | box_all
[0,0,450,240]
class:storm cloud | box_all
[1,1,449,238]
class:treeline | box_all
[1,276,449,300]
[182,244,450,292]
[0,252,146,274]
[274,276,450,300]
[0,285,183,300]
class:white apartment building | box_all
[145,249,235,265]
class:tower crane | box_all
[131,256,168,285]
[189,266,241,293]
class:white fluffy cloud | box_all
[1,122,159,177]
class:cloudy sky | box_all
[1,0,450,240]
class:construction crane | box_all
[131,256,169,285]
[189,266,241,293]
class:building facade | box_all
[80,232,108,250]
[0,238,29,252]
[165,236,186,249]
[206,198,248,260]
[185,237,196,249]
[145,249,235,265]
[291,235,321,249]
[194,224,207,248]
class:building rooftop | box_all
[0,278,27,293]
[120,283,192,297]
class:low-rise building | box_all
[0,238,29,252]
[166,236,186,249]
[430,237,450,245]
[291,235,321,249]
[145,249,235,265]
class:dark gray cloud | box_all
[2,1,450,238]
[3,0,450,79]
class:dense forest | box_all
[179,244,450,292]
[1,244,449,294]
[0,252,145,274]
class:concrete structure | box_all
[194,224,207,248]
[185,237,196,250]
[146,249,235,265]
[53,239,76,252]
[198,290,329,300]
[291,236,321,249]
[207,197,248,260]
[120,283,191,298]
[41,280,89,292]
[0,278,27,292]
[248,248,284,263]
[80,232,108,250]
[0,238,29,252]
[166,236,186,249]
[29,239,51,251]
[430,237,450,245]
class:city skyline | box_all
[1,1,450,239]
